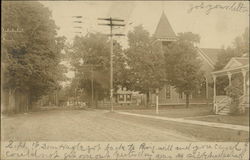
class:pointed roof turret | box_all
[154,12,177,42]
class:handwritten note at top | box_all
[1,141,249,160]
[187,2,248,15]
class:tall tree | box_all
[164,32,203,108]
[2,1,66,111]
[215,27,249,70]
[68,33,126,107]
[125,25,165,106]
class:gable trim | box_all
[223,58,243,70]
[197,48,215,69]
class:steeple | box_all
[154,11,177,42]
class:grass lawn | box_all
[122,105,213,118]
[186,114,249,126]
[121,105,249,126]
[110,113,249,142]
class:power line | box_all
[98,17,125,112]
[2,27,24,41]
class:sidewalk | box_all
[117,111,249,132]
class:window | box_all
[165,85,171,99]
[179,92,183,99]
[126,94,131,101]
[119,95,124,101]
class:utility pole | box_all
[91,65,94,108]
[155,88,159,114]
[98,17,125,112]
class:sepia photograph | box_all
[1,1,249,159]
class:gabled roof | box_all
[198,48,223,67]
[224,57,249,70]
[154,12,177,41]
[234,57,249,66]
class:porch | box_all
[212,57,249,115]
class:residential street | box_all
[1,109,196,141]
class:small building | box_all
[115,87,132,105]
[115,87,143,106]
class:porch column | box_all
[213,75,217,113]
[205,77,209,99]
[227,72,232,86]
[242,70,247,95]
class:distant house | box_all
[115,87,132,105]
[115,86,143,106]
[152,11,223,106]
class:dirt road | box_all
[1,109,196,141]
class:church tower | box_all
[154,11,177,47]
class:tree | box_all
[125,25,165,106]
[164,32,203,108]
[2,1,66,112]
[68,33,126,107]
[225,76,244,115]
[215,27,249,70]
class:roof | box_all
[224,57,249,70]
[154,12,177,41]
[198,48,223,66]
[234,57,249,66]
[212,57,249,76]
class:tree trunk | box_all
[8,89,16,113]
[185,93,190,108]
[146,91,150,108]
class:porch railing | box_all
[214,96,231,114]
[239,94,249,108]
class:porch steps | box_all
[217,107,230,115]
[215,96,231,115]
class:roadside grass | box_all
[119,105,249,126]
[186,114,249,126]
[122,105,213,118]
[107,113,249,142]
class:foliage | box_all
[164,32,204,107]
[225,77,244,115]
[67,33,126,106]
[2,1,66,106]
[215,27,249,70]
[125,25,165,105]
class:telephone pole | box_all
[98,17,125,112]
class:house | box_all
[211,56,249,115]
[115,86,143,106]
[152,11,223,106]
[115,87,132,105]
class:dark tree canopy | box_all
[164,32,203,107]
[215,27,249,70]
[67,33,127,105]
[2,1,66,102]
[125,25,165,93]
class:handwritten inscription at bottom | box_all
[1,141,249,160]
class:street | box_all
[1,109,196,141]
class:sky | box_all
[41,1,249,49]
[40,1,249,81]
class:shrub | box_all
[225,84,243,115]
